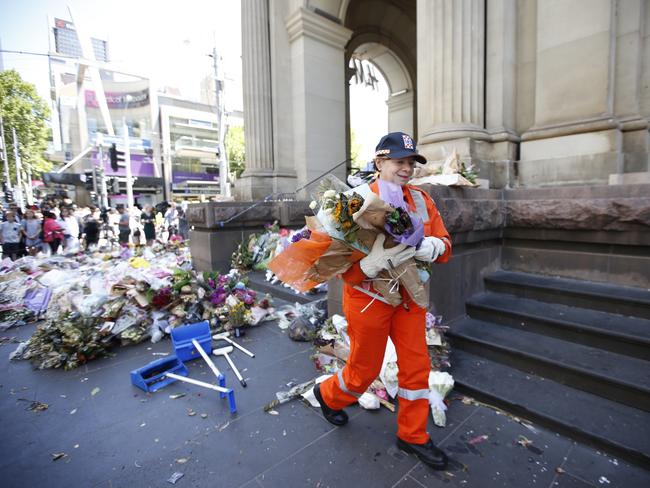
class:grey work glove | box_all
[360,234,416,278]
[414,236,446,263]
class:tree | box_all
[226,124,246,179]
[0,70,52,183]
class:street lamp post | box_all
[0,116,11,193]
[210,47,230,198]
[95,133,109,209]
[11,128,24,211]
[123,94,134,209]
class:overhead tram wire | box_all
[0,49,78,60]
[216,158,352,227]
[2,47,351,228]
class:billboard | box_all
[92,151,156,178]
[85,89,150,109]
[172,171,219,184]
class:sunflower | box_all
[333,201,343,221]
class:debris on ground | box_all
[468,434,489,445]
[264,379,317,412]
[17,399,49,411]
[167,472,184,484]
[516,435,533,448]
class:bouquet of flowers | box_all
[321,190,364,244]
[269,176,431,309]
[428,371,454,427]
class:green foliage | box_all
[226,125,246,179]
[0,70,52,181]
[230,236,255,270]
[172,268,193,292]
[350,129,363,170]
[459,161,478,184]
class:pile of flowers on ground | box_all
[230,222,289,271]
[3,245,275,370]
[231,221,328,295]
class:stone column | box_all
[518,0,621,186]
[236,0,275,200]
[485,0,518,144]
[483,0,519,187]
[286,7,353,194]
[612,0,649,181]
[417,0,488,163]
[387,91,414,136]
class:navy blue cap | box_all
[374,132,426,164]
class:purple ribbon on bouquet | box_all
[377,179,424,247]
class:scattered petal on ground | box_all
[167,472,184,484]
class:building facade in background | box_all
[237,0,650,199]
[46,16,242,206]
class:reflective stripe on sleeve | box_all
[397,387,430,402]
[408,188,430,223]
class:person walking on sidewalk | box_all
[1,211,23,260]
[21,209,42,256]
[312,132,452,471]
[141,205,156,246]
[117,206,131,246]
[42,211,65,255]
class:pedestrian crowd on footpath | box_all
[0,196,190,261]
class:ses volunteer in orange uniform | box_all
[313,132,452,471]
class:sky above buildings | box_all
[0,0,241,101]
[0,0,387,162]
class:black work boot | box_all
[313,383,348,426]
[396,437,448,470]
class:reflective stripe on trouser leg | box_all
[391,302,432,444]
[337,369,362,399]
[397,387,431,444]
[397,387,430,401]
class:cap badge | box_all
[402,134,414,150]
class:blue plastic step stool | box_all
[171,320,212,362]
[130,355,188,393]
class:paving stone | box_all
[410,406,573,488]
[559,443,650,488]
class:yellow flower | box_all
[333,202,343,221]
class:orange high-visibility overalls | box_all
[319,181,451,443]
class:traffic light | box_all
[84,169,98,191]
[109,143,125,171]
[2,182,12,203]
[84,172,93,191]
[110,177,120,194]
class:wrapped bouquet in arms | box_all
[268,176,431,309]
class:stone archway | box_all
[342,0,418,163]
[348,39,415,136]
